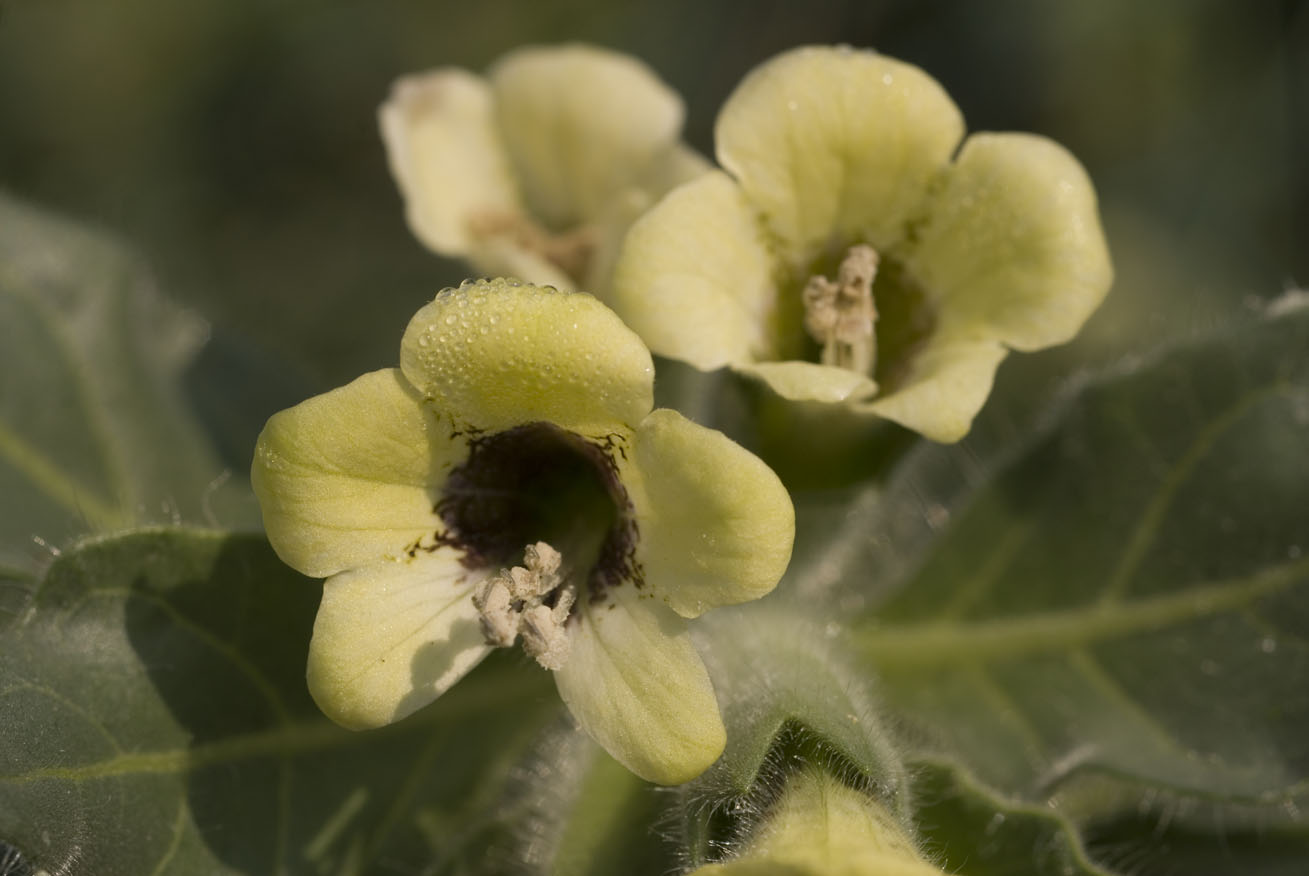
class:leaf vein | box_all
[1099,383,1288,605]
[862,555,1309,666]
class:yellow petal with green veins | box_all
[307,549,492,730]
[627,408,794,618]
[400,279,654,434]
[251,368,458,579]
[553,585,725,785]
[716,46,963,269]
[612,171,779,368]
[490,43,684,228]
[379,68,522,256]
[908,132,1114,351]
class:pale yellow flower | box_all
[381,44,708,297]
[613,46,1113,442]
[252,280,794,784]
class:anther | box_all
[472,540,577,670]
[803,244,879,375]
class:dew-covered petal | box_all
[307,549,491,730]
[252,369,460,579]
[379,69,523,256]
[907,132,1113,351]
[737,360,879,405]
[860,332,1009,443]
[490,44,684,228]
[612,172,780,368]
[716,46,963,268]
[400,279,654,434]
[553,586,725,784]
[626,409,793,618]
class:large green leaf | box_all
[827,302,1309,838]
[0,194,259,578]
[0,528,560,875]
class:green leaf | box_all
[0,528,559,876]
[908,759,1114,876]
[836,303,1309,832]
[0,194,259,577]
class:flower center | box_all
[468,211,597,285]
[435,422,637,666]
[802,244,879,374]
[797,244,937,394]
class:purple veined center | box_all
[434,420,640,615]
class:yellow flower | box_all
[252,279,794,785]
[381,44,707,297]
[613,46,1113,442]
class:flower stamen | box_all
[472,540,577,670]
[802,244,880,376]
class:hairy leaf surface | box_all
[838,304,1309,843]
[0,195,263,578]
[0,529,559,875]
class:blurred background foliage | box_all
[1,0,1306,438]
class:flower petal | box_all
[489,44,684,228]
[638,143,714,198]
[379,69,523,256]
[466,235,576,292]
[860,331,1008,442]
[251,369,459,578]
[612,172,781,368]
[737,360,878,404]
[628,409,794,618]
[307,549,492,730]
[907,132,1114,351]
[716,46,963,268]
[554,586,725,784]
[585,146,714,300]
[400,279,654,433]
